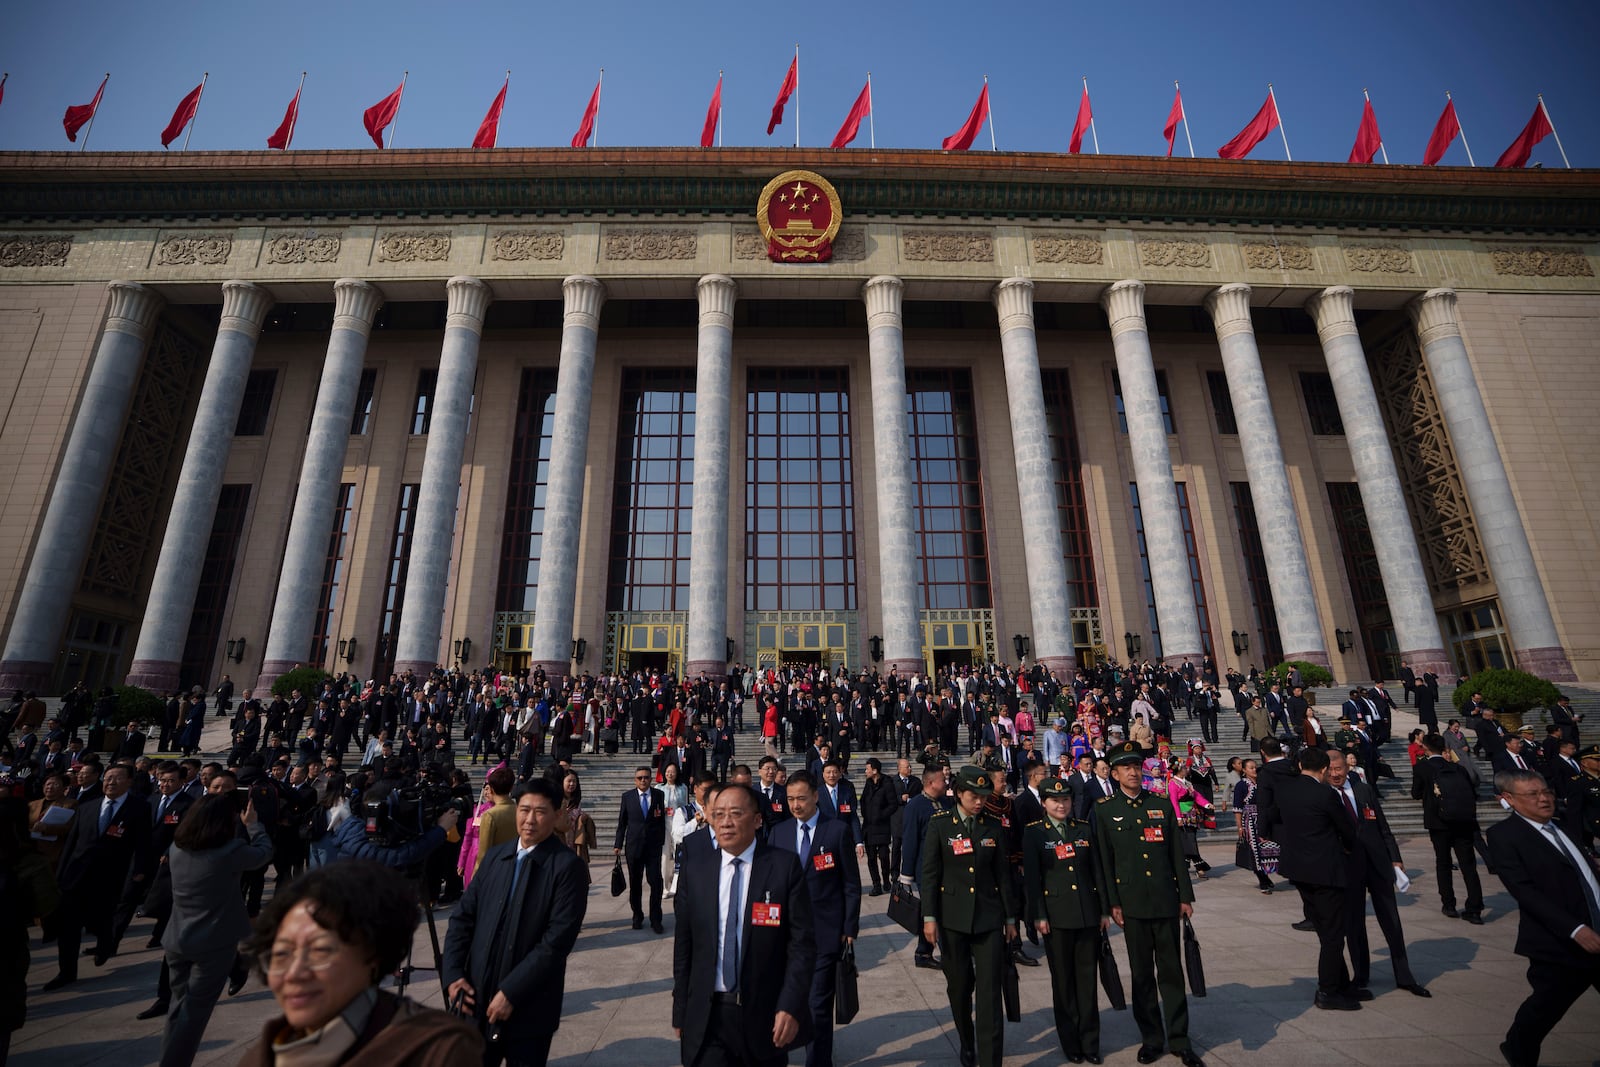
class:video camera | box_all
[363,766,468,847]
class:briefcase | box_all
[1182,918,1207,996]
[1002,952,1022,1023]
[609,855,626,898]
[1098,930,1127,1010]
[835,941,860,1024]
[886,881,921,935]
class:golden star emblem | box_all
[789,181,809,200]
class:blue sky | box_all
[4,0,1597,166]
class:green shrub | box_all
[113,685,164,728]
[271,667,333,700]
[1451,668,1562,716]
[1268,660,1334,689]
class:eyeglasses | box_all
[264,942,345,975]
[1508,788,1555,799]
[635,774,651,781]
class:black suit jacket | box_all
[141,790,196,879]
[672,843,816,1063]
[816,780,864,846]
[1487,814,1600,966]
[1339,778,1402,874]
[1271,774,1354,888]
[441,836,589,1042]
[1411,755,1479,831]
[613,787,667,857]
[1254,757,1299,838]
[769,814,862,950]
[57,793,151,902]
[1012,786,1045,829]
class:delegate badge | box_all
[1054,842,1075,860]
[813,851,836,871]
[752,902,783,927]
[951,836,974,855]
[1142,827,1165,843]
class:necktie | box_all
[800,822,811,860]
[723,858,743,991]
[830,788,838,810]
[508,848,531,904]
[641,791,650,818]
[156,797,169,823]
[99,799,116,834]
[1513,755,1526,770]
[1342,788,1360,823]
[1541,823,1600,928]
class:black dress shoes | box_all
[651,921,665,934]
[1290,919,1317,932]
[1012,946,1040,967]
[1500,1040,1533,1067]
[136,1001,170,1020]
[869,886,883,897]
[1463,912,1484,925]
[1084,1057,1102,1065]
[1441,905,1460,918]
[1399,983,1433,998]
[959,1045,976,1067]
[1177,1052,1206,1067]
[1137,1046,1164,1064]
[42,973,76,992]
[1314,990,1362,1011]
[631,918,644,930]
[915,954,942,970]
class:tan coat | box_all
[469,797,517,878]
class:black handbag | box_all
[886,881,921,935]
[835,941,860,1024]
[1097,930,1127,1010]
[610,855,626,898]
[1182,918,1207,997]
[1002,952,1022,1023]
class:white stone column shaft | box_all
[257,280,383,692]
[1102,280,1203,663]
[685,275,737,679]
[993,278,1075,673]
[127,281,273,692]
[1409,289,1575,681]
[863,276,925,674]
[0,282,163,692]
[528,276,606,679]
[1306,286,1450,679]
[1204,284,1328,667]
[392,277,492,677]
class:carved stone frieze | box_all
[1242,240,1313,271]
[1343,243,1413,273]
[733,230,765,260]
[1488,246,1593,278]
[490,231,565,261]
[902,230,994,263]
[1032,234,1103,265]
[377,231,451,262]
[156,233,232,266]
[832,228,866,262]
[1137,238,1211,269]
[603,228,697,261]
[265,232,341,265]
[0,235,73,268]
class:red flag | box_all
[160,81,204,148]
[1494,101,1553,168]
[1218,90,1279,159]
[831,79,872,149]
[0,73,8,111]
[767,56,797,136]
[1348,99,1382,164]
[1422,99,1461,165]
[267,85,302,150]
[700,75,722,148]
[63,75,108,143]
[363,80,405,148]
[473,79,508,149]
[572,79,601,147]
[1069,85,1092,154]
[942,83,989,151]
[1163,88,1184,157]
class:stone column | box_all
[993,278,1075,675]
[528,276,607,679]
[257,280,383,692]
[392,277,492,678]
[1101,280,1202,664]
[1204,284,1329,667]
[0,282,163,692]
[1305,287,1450,680]
[684,275,737,680]
[1409,288,1576,680]
[127,281,273,692]
[863,276,925,675]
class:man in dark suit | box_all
[673,782,815,1067]
[1549,696,1584,748]
[816,761,865,852]
[613,766,668,933]
[44,763,151,989]
[1414,678,1438,732]
[1012,762,1047,829]
[1492,733,1544,779]
[1267,746,1360,1011]
[709,715,736,782]
[771,772,861,1067]
[1411,733,1485,923]
[1327,752,1429,997]
[756,756,791,838]
[1473,707,1510,762]
[1488,768,1600,1067]
[110,759,193,956]
[444,778,589,1067]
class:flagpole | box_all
[794,45,800,148]
[1176,80,1195,158]
[1538,94,1572,169]
[1364,88,1388,164]
[81,73,108,153]
[1084,75,1099,154]
[867,72,875,150]
[181,72,209,152]
[1447,91,1476,167]
[718,70,724,148]
[985,75,996,150]
[497,71,509,149]
[287,71,306,148]
[387,71,409,149]
[1269,84,1291,161]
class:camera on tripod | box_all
[364,767,467,846]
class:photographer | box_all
[330,762,459,870]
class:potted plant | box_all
[1451,668,1563,733]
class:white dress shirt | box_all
[715,841,757,992]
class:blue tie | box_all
[641,791,650,818]
[723,858,743,991]
[508,848,530,905]
[800,822,811,861]
[99,799,116,835]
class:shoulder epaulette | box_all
[1096,795,1112,804]
[1026,819,1046,827]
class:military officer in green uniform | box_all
[1567,744,1600,847]
[1332,717,1360,755]
[921,765,1019,1067]
[1023,776,1107,1064]
[1094,740,1205,1067]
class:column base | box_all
[391,660,441,682]
[1162,653,1203,669]
[126,660,181,694]
[1282,649,1331,669]
[1037,655,1077,678]
[254,660,301,696]
[531,660,572,682]
[684,659,728,682]
[884,657,927,679]
[0,659,53,694]
[1399,648,1454,683]
[1514,646,1578,684]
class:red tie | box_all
[1343,788,1360,823]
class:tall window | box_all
[307,484,356,666]
[410,369,437,435]
[1040,369,1098,607]
[235,369,277,436]
[496,369,558,612]
[907,369,989,610]
[1112,370,1175,434]
[1230,482,1284,666]
[1326,482,1400,680]
[606,369,695,612]
[178,485,251,689]
[1300,372,1345,435]
[1206,371,1238,435]
[1129,482,1214,658]
[746,367,856,612]
[350,368,377,435]
[376,483,420,678]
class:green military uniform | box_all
[1568,746,1600,848]
[1094,741,1197,1061]
[1332,722,1360,753]
[921,766,1018,1067]
[1022,778,1103,1062]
